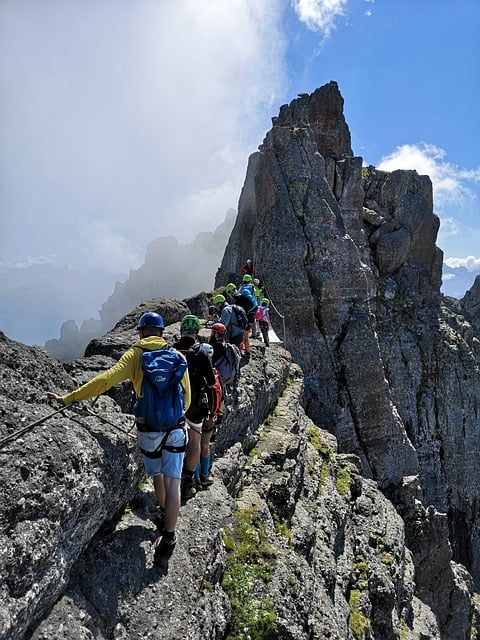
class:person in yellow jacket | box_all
[48,311,191,565]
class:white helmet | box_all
[198,343,214,362]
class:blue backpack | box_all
[215,343,241,385]
[133,347,187,430]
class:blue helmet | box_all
[137,312,165,329]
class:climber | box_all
[224,282,238,305]
[240,258,253,276]
[212,294,245,350]
[257,299,271,346]
[196,341,223,487]
[173,315,217,501]
[235,274,258,355]
[47,311,191,565]
[251,279,263,339]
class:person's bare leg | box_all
[162,475,181,532]
[153,473,166,509]
[201,441,210,458]
[243,329,250,353]
[183,425,201,473]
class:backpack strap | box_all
[139,420,187,457]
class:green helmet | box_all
[225,283,236,293]
[181,314,201,333]
[262,298,270,305]
[213,294,226,304]
[242,274,252,283]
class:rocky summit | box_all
[1,82,480,639]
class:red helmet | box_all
[211,322,227,335]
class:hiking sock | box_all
[194,462,201,480]
[200,456,210,476]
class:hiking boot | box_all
[181,476,197,501]
[201,472,214,487]
[152,506,165,531]
[153,533,177,565]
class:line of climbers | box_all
[46,290,271,566]
[208,269,271,356]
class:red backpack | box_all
[208,369,223,417]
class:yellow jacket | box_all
[62,336,191,411]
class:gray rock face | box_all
[462,274,480,333]
[0,332,143,640]
[216,81,479,636]
[3,319,468,639]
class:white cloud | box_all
[0,254,55,272]
[74,220,143,274]
[0,0,287,272]
[378,143,480,210]
[445,256,480,271]
[164,181,241,240]
[377,143,480,252]
[291,0,347,35]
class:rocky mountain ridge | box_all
[1,304,472,640]
[216,82,480,633]
[2,82,480,639]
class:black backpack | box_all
[230,304,249,330]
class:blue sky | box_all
[1,0,479,279]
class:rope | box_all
[82,404,136,438]
[0,405,68,448]
[263,288,286,347]
[0,397,136,450]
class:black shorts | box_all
[230,333,243,346]
[186,390,209,423]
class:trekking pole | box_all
[0,405,69,449]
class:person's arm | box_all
[220,307,232,328]
[49,348,138,406]
[181,366,191,412]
